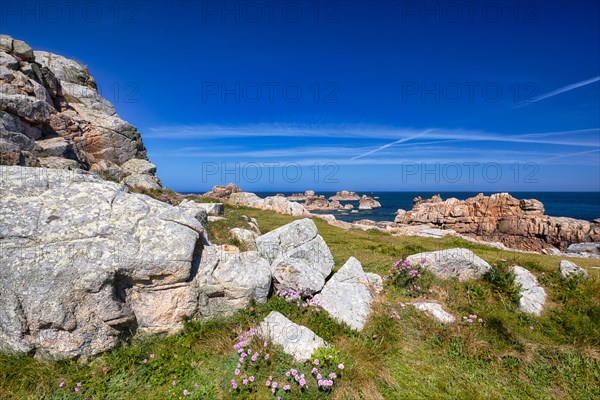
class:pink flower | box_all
[194,383,199,388]
[249,376,255,382]
[264,341,268,347]
[242,379,248,385]
[149,353,155,359]
[264,353,270,360]
[74,387,80,393]
[313,359,320,365]
[317,373,322,380]
[283,384,291,390]
[76,382,82,387]
[143,358,147,363]
[59,380,65,388]
[329,372,337,379]
[311,367,318,374]
[529,325,534,330]
[266,380,271,387]
[285,371,291,377]
[272,381,278,388]
[338,363,345,370]
[172,380,177,386]
[183,389,190,396]
[234,368,240,375]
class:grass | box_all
[1,203,599,399]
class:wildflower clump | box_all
[386,258,432,297]
[276,287,322,312]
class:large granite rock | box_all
[512,266,546,316]
[559,260,588,279]
[178,199,224,216]
[256,219,334,294]
[329,190,360,201]
[259,311,328,362]
[0,35,160,190]
[406,248,491,281]
[0,166,269,358]
[228,192,309,217]
[412,302,455,324]
[397,193,600,252]
[566,242,600,256]
[315,257,382,330]
[358,195,382,210]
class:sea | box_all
[253,192,600,223]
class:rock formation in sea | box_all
[396,193,600,252]
[0,35,160,190]
[329,190,360,201]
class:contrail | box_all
[350,129,435,160]
[527,76,600,104]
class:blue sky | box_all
[3,0,599,191]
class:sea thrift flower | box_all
[272,381,278,388]
[313,359,320,365]
[317,373,322,380]
[59,380,65,388]
[234,369,240,375]
[264,353,270,360]
[143,358,147,363]
[329,372,337,379]
[283,384,291,390]
[529,326,535,330]
[286,371,291,377]
[251,353,258,362]
[172,380,177,386]
[338,363,345,369]
[183,389,190,396]
[266,380,271,387]
[249,376,255,382]
[76,382,82,387]
[311,367,318,374]
[242,379,248,385]
[149,353,155,359]
[74,387,80,393]
[194,383,199,388]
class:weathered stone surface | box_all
[406,248,491,281]
[412,302,455,324]
[259,311,328,362]
[397,193,600,252]
[0,35,159,191]
[256,219,334,294]
[315,257,382,330]
[0,166,202,358]
[559,260,588,279]
[179,199,224,216]
[229,228,259,251]
[512,266,546,316]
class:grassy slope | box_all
[1,204,599,399]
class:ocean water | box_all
[254,192,600,223]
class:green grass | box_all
[1,204,599,399]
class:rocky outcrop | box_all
[256,219,334,294]
[559,260,588,279]
[512,266,546,316]
[315,257,382,330]
[412,302,455,324]
[0,35,160,190]
[202,183,241,200]
[566,242,600,256]
[358,195,381,210]
[0,166,269,359]
[304,195,343,211]
[329,190,360,201]
[406,248,492,281]
[229,192,309,217]
[287,190,316,201]
[259,311,328,362]
[397,193,600,252]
